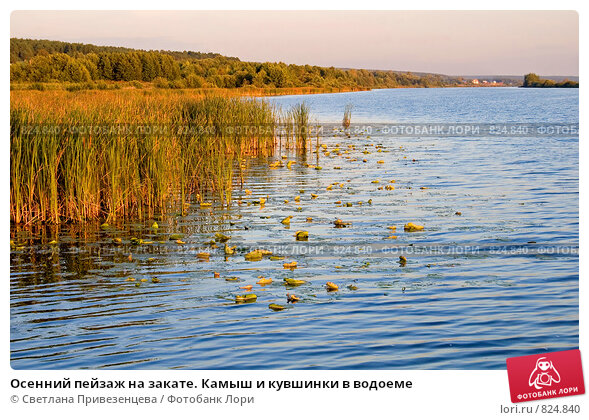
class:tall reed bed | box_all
[277,103,311,151]
[10,90,281,224]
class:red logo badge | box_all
[506,349,585,403]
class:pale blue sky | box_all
[10,10,579,76]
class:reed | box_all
[342,103,353,129]
[10,90,282,224]
[286,103,311,150]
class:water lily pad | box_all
[284,278,306,286]
[295,231,308,241]
[215,233,231,243]
[197,252,210,260]
[257,277,273,285]
[326,282,339,291]
[404,222,424,232]
[235,293,257,303]
[333,219,351,228]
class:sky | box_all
[10,10,579,76]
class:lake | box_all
[10,87,579,369]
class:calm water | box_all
[10,87,578,369]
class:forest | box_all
[11,38,464,90]
[523,73,579,88]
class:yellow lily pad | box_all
[215,233,231,243]
[404,222,424,232]
[257,277,273,285]
[333,219,351,228]
[245,250,263,261]
[235,294,257,303]
[197,252,210,260]
[326,282,339,291]
[295,231,309,241]
[284,278,306,286]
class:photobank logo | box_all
[506,350,585,403]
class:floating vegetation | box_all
[333,219,351,228]
[245,250,263,261]
[197,252,210,261]
[257,277,273,285]
[269,303,286,311]
[284,278,306,286]
[404,222,425,232]
[326,282,339,291]
[215,233,231,243]
[295,231,309,241]
[235,294,257,303]
[244,249,272,261]
[283,261,298,269]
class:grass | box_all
[10,81,370,96]
[10,89,304,224]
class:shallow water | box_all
[10,87,578,369]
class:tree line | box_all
[10,38,232,63]
[523,73,579,88]
[11,38,463,89]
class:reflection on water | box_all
[11,88,578,369]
